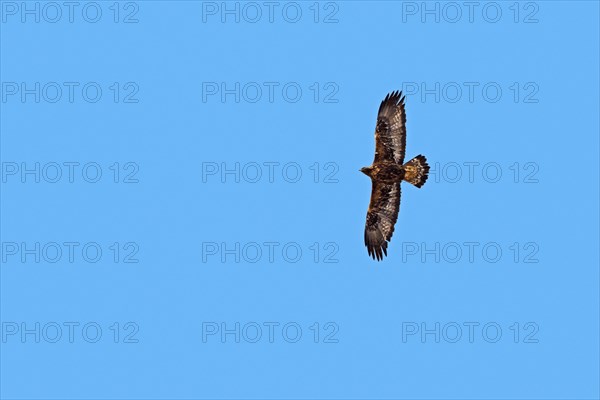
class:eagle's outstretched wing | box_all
[374,91,406,165]
[364,182,401,261]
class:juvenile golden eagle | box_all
[361,91,429,261]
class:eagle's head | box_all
[360,166,373,177]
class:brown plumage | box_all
[361,91,429,261]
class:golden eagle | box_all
[361,91,429,261]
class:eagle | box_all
[361,91,429,261]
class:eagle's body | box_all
[361,91,429,261]
[361,162,405,183]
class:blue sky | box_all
[1,1,599,399]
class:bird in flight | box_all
[361,91,429,261]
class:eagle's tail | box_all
[403,155,429,188]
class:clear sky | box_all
[1,1,599,399]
